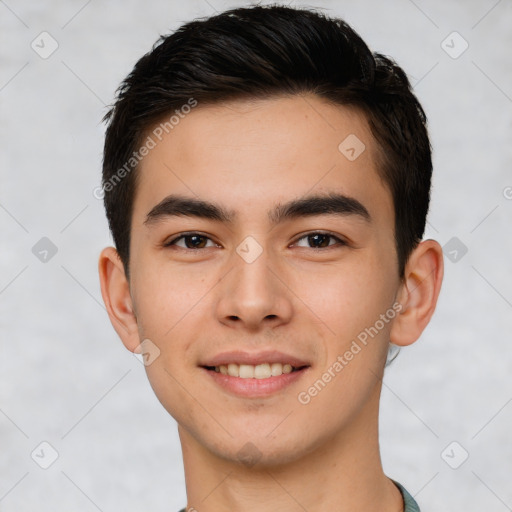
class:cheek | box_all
[293,273,395,428]
[295,252,397,342]
[132,262,210,421]
[130,253,214,338]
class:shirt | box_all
[178,481,420,511]
[394,481,421,511]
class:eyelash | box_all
[163,231,347,250]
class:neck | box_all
[178,389,403,512]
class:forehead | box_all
[132,94,393,229]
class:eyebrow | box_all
[144,192,371,226]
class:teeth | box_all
[214,362,297,379]
[254,363,271,379]
[227,363,239,377]
[239,364,254,378]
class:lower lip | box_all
[203,367,309,398]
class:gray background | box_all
[1,0,511,510]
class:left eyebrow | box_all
[144,192,371,226]
[269,192,371,225]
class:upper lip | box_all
[201,350,310,368]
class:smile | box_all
[202,365,310,398]
[207,362,305,379]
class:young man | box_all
[98,5,443,511]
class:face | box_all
[124,95,403,465]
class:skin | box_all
[99,94,443,512]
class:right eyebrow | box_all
[144,195,235,226]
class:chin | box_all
[198,427,324,470]
[216,441,307,469]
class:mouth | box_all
[202,362,309,379]
[200,351,311,398]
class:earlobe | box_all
[390,239,444,347]
[98,247,140,351]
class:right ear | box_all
[98,247,140,352]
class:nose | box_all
[214,248,294,332]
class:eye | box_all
[293,232,346,249]
[163,231,345,251]
[164,233,219,249]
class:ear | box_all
[390,239,444,346]
[98,247,140,352]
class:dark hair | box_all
[102,4,432,279]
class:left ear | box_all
[390,239,444,346]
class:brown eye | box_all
[165,233,217,249]
[294,232,345,249]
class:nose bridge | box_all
[215,241,293,328]
[230,245,276,308]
